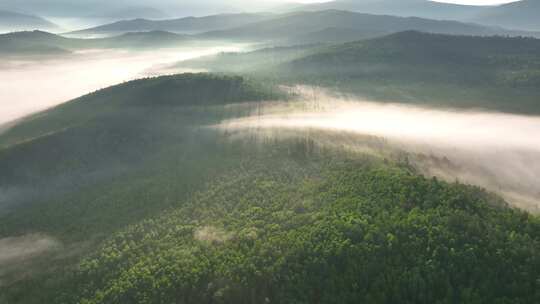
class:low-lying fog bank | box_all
[218,86,540,212]
[0,43,247,127]
[0,234,60,266]
[0,233,61,286]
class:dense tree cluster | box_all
[286,31,540,87]
[62,153,540,304]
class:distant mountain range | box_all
[298,0,540,32]
[2,0,539,33]
[4,8,539,57]
[0,0,243,19]
[296,0,486,20]
[69,13,274,36]
[474,0,540,31]
[72,10,539,44]
[0,9,57,31]
[199,10,539,44]
[87,6,169,20]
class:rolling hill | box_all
[298,0,540,32]
[297,0,488,20]
[0,30,191,55]
[473,0,540,31]
[280,31,540,113]
[199,10,539,44]
[69,13,274,36]
[0,9,57,31]
[179,31,540,114]
[0,1,186,19]
[284,30,540,85]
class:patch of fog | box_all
[0,17,103,34]
[0,234,61,266]
[46,17,113,34]
[194,226,231,244]
[0,43,248,126]
[0,233,66,287]
[0,186,24,215]
[217,86,540,212]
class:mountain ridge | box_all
[0,9,57,31]
[199,9,540,43]
[473,0,540,31]
[69,13,275,36]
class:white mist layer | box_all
[0,43,247,126]
[219,87,540,211]
[0,234,61,266]
[0,233,62,286]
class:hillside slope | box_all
[0,74,276,240]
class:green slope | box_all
[0,73,539,304]
[67,159,540,304]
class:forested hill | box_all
[0,73,539,303]
[177,31,540,114]
[281,31,540,113]
[0,74,275,149]
[285,31,540,84]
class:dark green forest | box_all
[1,74,539,304]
